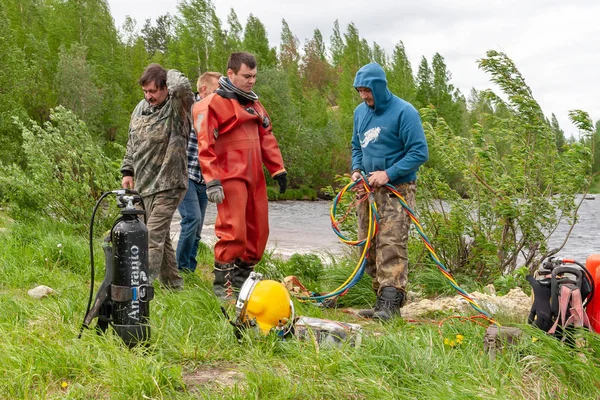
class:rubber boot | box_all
[232,260,255,290]
[213,262,235,300]
[357,293,386,318]
[372,287,404,321]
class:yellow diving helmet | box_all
[235,272,294,335]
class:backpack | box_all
[527,257,595,340]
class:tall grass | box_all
[1,219,600,399]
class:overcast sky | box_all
[107,0,599,137]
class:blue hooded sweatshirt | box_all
[351,63,428,184]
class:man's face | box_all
[357,87,374,107]
[142,81,168,106]
[198,78,220,100]
[228,64,257,92]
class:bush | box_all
[0,106,120,232]
[267,185,318,201]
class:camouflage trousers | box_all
[357,181,416,297]
[142,188,186,288]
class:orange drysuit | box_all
[193,92,285,265]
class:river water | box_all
[171,195,600,264]
[171,200,344,258]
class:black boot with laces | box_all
[213,262,235,300]
[372,287,404,321]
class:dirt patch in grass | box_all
[183,363,244,391]
[0,208,12,229]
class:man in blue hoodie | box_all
[351,62,429,320]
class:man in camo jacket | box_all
[121,63,194,289]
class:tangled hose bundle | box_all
[297,175,498,326]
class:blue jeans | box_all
[176,179,208,272]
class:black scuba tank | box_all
[111,202,152,346]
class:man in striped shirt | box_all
[176,72,221,273]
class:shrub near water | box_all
[0,106,120,233]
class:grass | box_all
[0,208,12,230]
[2,219,600,399]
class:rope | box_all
[297,175,498,326]
[297,176,377,301]
[383,182,498,325]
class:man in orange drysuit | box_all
[193,52,287,299]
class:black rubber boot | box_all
[232,260,254,290]
[372,287,404,321]
[213,262,235,300]
[357,291,386,318]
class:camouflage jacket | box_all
[121,69,194,197]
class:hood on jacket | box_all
[353,63,392,114]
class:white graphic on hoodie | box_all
[360,127,380,148]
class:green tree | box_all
[5,0,130,143]
[550,113,566,151]
[207,11,228,72]
[372,42,387,66]
[279,19,300,71]
[329,20,344,68]
[279,19,302,107]
[243,14,276,68]
[225,8,243,53]
[418,50,592,277]
[415,56,433,108]
[341,23,371,70]
[0,106,120,230]
[335,23,371,120]
[431,53,468,136]
[141,14,174,57]
[172,0,218,78]
[387,41,416,104]
[0,2,29,166]
[55,44,103,127]
[467,88,492,129]
[4,0,54,124]
[119,18,152,128]
[301,29,334,102]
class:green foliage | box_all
[55,44,103,128]
[410,266,458,298]
[0,106,120,232]
[284,253,324,285]
[387,41,416,105]
[415,56,433,109]
[243,14,277,68]
[0,7,29,167]
[225,8,243,52]
[320,257,376,308]
[257,68,348,191]
[416,51,593,279]
[141,14,174,57]
[173,0,222,78]
[254,252,324,285]
[493,267,530,296]
[266,186,317,201]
